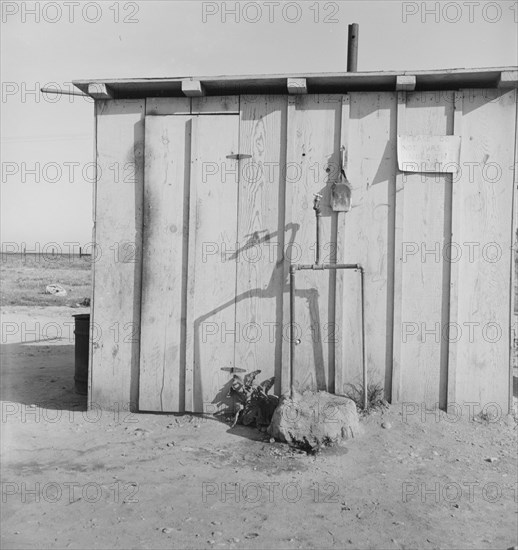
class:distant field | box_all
[1,254,91,307]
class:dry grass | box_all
[1,253,91,307]
[343,381,389,416]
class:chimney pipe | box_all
[347,23,359,72]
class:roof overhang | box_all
[73,67,518,99]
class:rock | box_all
[381,421,392,429]
[267,391,362,450]
[161,527,174,534]
[245,533,259,539]
[45,283,67,296]
[485,457,498,463]
[133,428,151,436]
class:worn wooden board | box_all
[90,99,144,411]
[188,115,240,413]
[511,93,518,410]
[281,98,297,395]
[446,92,463,407]
[391,92,407,404]
[88,103,98,400]
[138,116,191,412]
[340,92,398,398]
[191,96,239,114]
[184,118,197,413]
[285,94,343,392]
[234,96,287,393]
[450,88,516,411]
[145,97,191,116]
[334,95,350,397]
[394,91,454,408]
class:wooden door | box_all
[187,115,240,413]
[139,114,239,412]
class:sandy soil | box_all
[1,307,517,550]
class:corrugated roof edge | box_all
[73,66,518,99]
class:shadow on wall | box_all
[192,222,335,412]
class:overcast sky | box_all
[1,0,517,251]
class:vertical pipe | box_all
[289,265,296,398]
[347,23,359,73]
[313,194,322,265]
[360,267,367,409]
[315,213,321,265]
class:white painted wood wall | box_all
[89,89,517,415]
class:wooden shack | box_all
[73,67,518,415]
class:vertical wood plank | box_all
[184,117,198,413]
[334,95,350,396]
[281,97,297,395]
[511,92,518,412]
[391,92,407,404]
[88,101,99,401]
[451,88,516,411]
[138,115,191,412]
[234,96,287,393]
[396,91,454,408]
[340,92,397,398]
[447,91,463,407]
[189,115,240,413]
[90,99,144,412]
[284,94,343,392]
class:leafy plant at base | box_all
[228,370,278,428]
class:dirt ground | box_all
[1,307,517,550]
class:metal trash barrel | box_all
[73,313,90,395]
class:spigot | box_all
[313,193,323,215]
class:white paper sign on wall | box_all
[397,135,461,173]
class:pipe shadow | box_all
[193,221,331,413]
